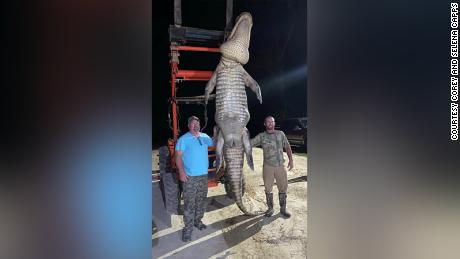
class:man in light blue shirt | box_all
[175,116,216,242]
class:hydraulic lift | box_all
[158,0,236,214]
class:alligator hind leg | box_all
[243,127,254,171]
[218,117,245,147]
[215,128,225,175]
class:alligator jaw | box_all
[220,12,253,65]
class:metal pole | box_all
[174,0,182,26]
[225,0,233,38]
[170,46,179,141]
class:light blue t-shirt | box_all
[175,132,214,176]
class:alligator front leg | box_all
[205,70,217,105]
[243,127,254,171]
[243,68,262,104]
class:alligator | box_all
[205,12,263,216]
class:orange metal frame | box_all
[168,44,222,187]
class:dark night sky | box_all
[152,0,306,147]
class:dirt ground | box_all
[152,147,307,259]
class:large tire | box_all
[158,146,180,214]
[224,171,246,200]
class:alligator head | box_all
[220,12,253,65]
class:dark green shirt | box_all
[251,130,290,167]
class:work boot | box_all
[279,193,291,219]
[264,192,274,217]
[181,229,192,242]
[194,221,207,230]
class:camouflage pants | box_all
[183,175,208,233]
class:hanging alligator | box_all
[205,12,264,216]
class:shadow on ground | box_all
[152,188,237,249]
[288,175,308,184]
[259,175,308,187]
[206,194,235,213]
[152,214,280,258]
[153,193,235,232]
